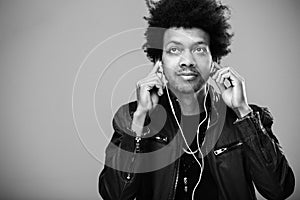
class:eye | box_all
[194,47,208,54]
[167,47,181,54]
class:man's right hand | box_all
[135,61,165,116]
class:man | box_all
[99,0,295,199]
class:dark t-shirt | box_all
[174,112,219,200]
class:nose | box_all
[179,50,196,68]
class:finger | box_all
[150,61,168,87]
[138,74,164,87]
[218,71,232,88]
[152,74,164,95]
[213,62,223,70]
[150,60,162,74]
[215,67,241,88]
[210,62,216,77]
[225,68,239,86]
[156,71,168,89]
[155,68,164,85]
[216,67,230,83]
[138,74,164,95]
[138,78,163,89]
[139,80,164,96]
[210,64,226,93]
[211,64,224,79]
[210,62,219,77]
[212,66,226,81]
[152,68,167,90]
[156,62,164,77]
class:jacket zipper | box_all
[170,158,180,200]
[120,138,139,200]
[125,136,141,181]
[214,141,243,156]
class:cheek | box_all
[162,53,179,64]
[162,54,180,71]
[196,57,212,78]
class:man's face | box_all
[162,27,212,94]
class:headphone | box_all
[158,60,209,200]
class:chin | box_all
[168,76,207,94]
[173,82,203,94]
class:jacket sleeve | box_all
[234,105,295,200]
[98,103,149,200]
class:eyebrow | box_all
[165,40,209,47]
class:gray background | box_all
[0,0,299,199]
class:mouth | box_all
[178,73,198,80]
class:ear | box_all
[145,0,163,10]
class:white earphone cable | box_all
[165,84,209,200]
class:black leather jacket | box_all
[99,88,295,200]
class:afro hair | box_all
[143,0,233,63]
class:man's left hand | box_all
[211,62,252,118]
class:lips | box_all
[178,71,198,76]
[178,72,198,77]
[178,72,198,80]
[179,73,197,76]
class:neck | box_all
[172,85,207,116]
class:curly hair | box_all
[143,0,233,63]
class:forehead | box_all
[163,27,210,46]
